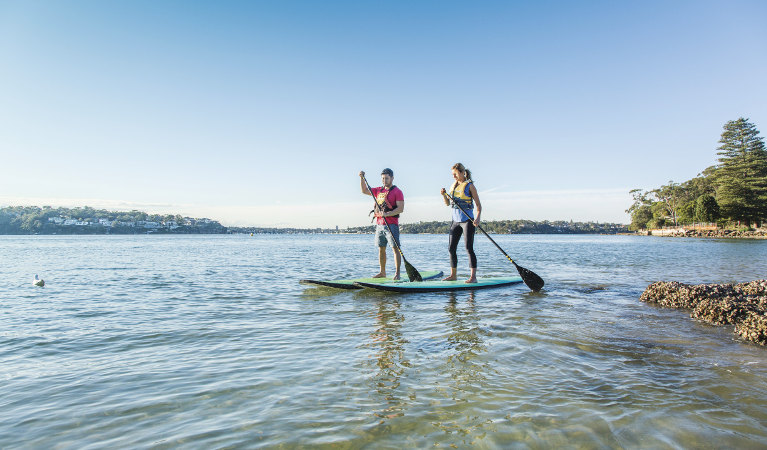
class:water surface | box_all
[1,234,766,448]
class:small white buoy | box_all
[33,274,45,287]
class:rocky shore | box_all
[640,280,767,346]
[647,228,767,238]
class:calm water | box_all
[1,234,767,448]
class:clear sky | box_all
[1,0,766,227]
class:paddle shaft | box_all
[362,175,421,281]
[362,176,404,252]
[443,191,515,264]
[444,189,544,291]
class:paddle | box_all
[362,174,422,282]
[444,190,544,292]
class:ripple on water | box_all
[1,235,767,448]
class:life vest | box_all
[451,181,474,222]
[370,185,400,221]
[451,181,473,210]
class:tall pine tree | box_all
[713,118,767,227]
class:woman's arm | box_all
[469,183,481,225]
[440,188,450,205]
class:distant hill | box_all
[1,205,628,235]
[0,206,226,234]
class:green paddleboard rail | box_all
[300,270,443,289]
[353,276,523,293]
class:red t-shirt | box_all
[371,186,404,225]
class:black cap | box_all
[381,168,394,177]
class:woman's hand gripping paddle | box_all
[363,175,422,282]
[444,190,544,292]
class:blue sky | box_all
[1,0,765,227]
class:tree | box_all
[695,194,719,223]
[626,189,653,215]
[20,216,42,232]
[680,175,715,207]
[626,189,654,230]
[677,201,696,225]
[650,202,669,228]
[629,205,653,230]
[712,118,767,226]
[652,181,685,226]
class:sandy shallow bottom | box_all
[2,234,767,448]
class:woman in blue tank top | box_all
[440,163,482,283]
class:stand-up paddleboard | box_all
[300,270,443,290]
[354,276,523,293]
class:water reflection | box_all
[359,299,411,421]
[444,292,487,370]
[432,292,495,443]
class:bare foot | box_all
[393,274,400,280]
[465,278,477,284]
[372,272,386,278]
[442,275,457,281]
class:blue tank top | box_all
[451,181,474,222]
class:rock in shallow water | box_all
[640,280,767,346]
[735,311,767,346]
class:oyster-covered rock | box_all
[641,280,767,346]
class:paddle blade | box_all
[514,263,544,292]
[404,258,423,282]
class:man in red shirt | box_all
[359,168,405,280]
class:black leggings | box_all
[449,221,477,269]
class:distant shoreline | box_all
[1,230,630,236]
[8,228,765,238]
[2,206,630,236]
